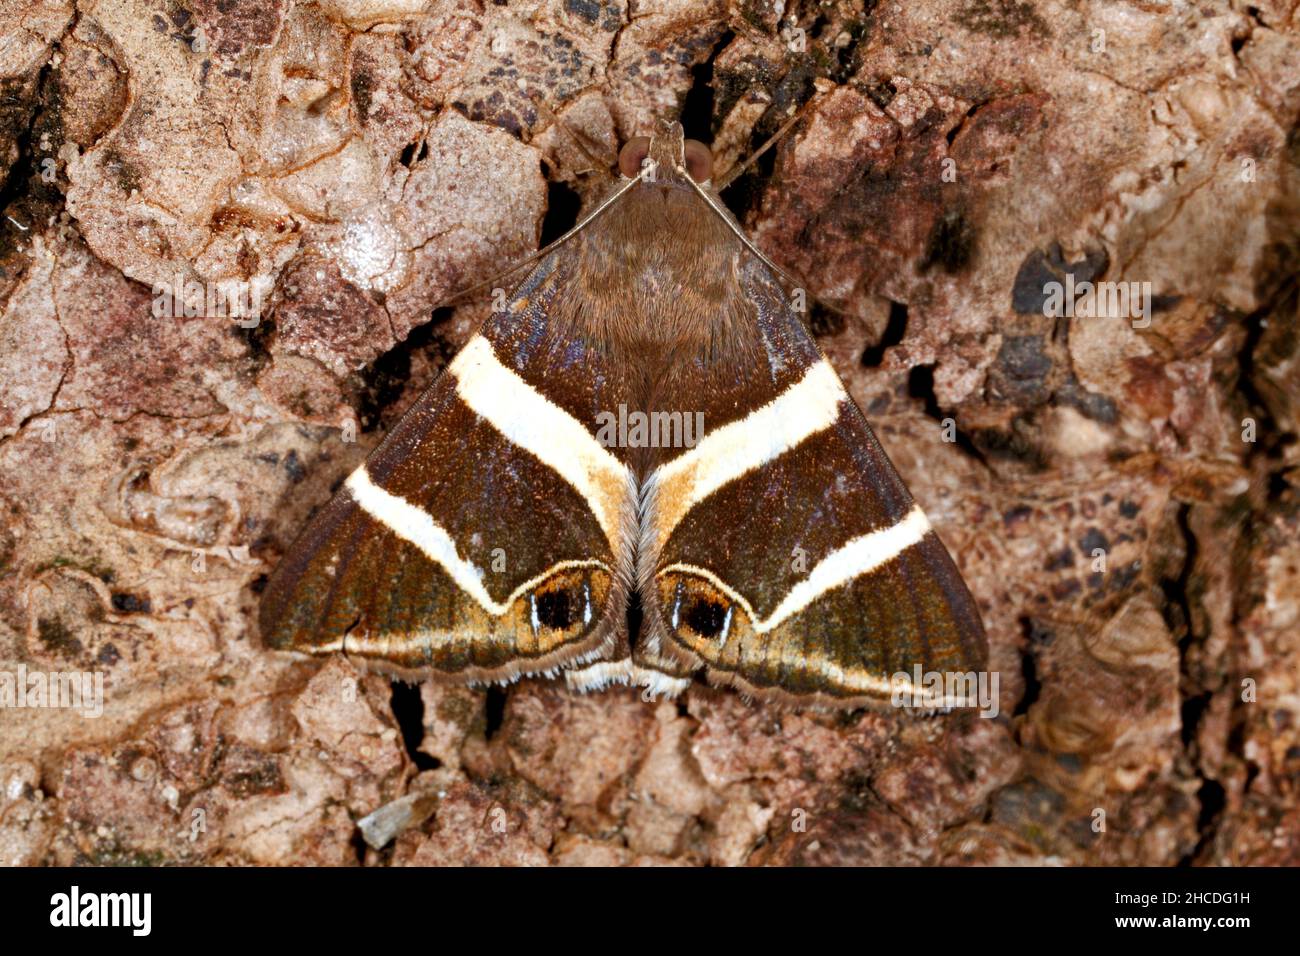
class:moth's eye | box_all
[618,137,652,178]
[683,139,713,182]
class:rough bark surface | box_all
[0,0,1298,866]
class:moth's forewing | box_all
[259,253,640,684]
[625,163,989,708]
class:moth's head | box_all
[618,119,713,187]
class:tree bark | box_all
[0,0,1297,865]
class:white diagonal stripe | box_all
[658,503,931,636]
[762,503,931,631]
[345,467,607,617]
[647,358,846,549]
[450,335,629,549]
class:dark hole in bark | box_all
[539,179,581,247]
[390,681,440,771]
[484,685,508,741]
[862,301,909,367]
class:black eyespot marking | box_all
[526,570,602,637]
[685,599,728,638]
[535,589,573,630]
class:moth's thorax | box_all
[557,177,757,369]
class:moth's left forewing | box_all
[260,251,641,684]
[635,256,988,709]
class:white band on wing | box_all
[646,358,846,549]
[450,335,631,550]
[659,503,931,636]
[346,466,608,618]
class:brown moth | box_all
[259,120,988,709]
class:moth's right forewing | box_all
[635,256,989,708]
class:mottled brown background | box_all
[0,0,1297,865]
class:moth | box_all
[260,120,988,709]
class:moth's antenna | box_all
[432,94,638,312]
[680,172,798,289]
[518,82,616,175]
[714,92,822,192]
[681,128,857,329]
[436,172,643,308]
[685,170,856,326]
